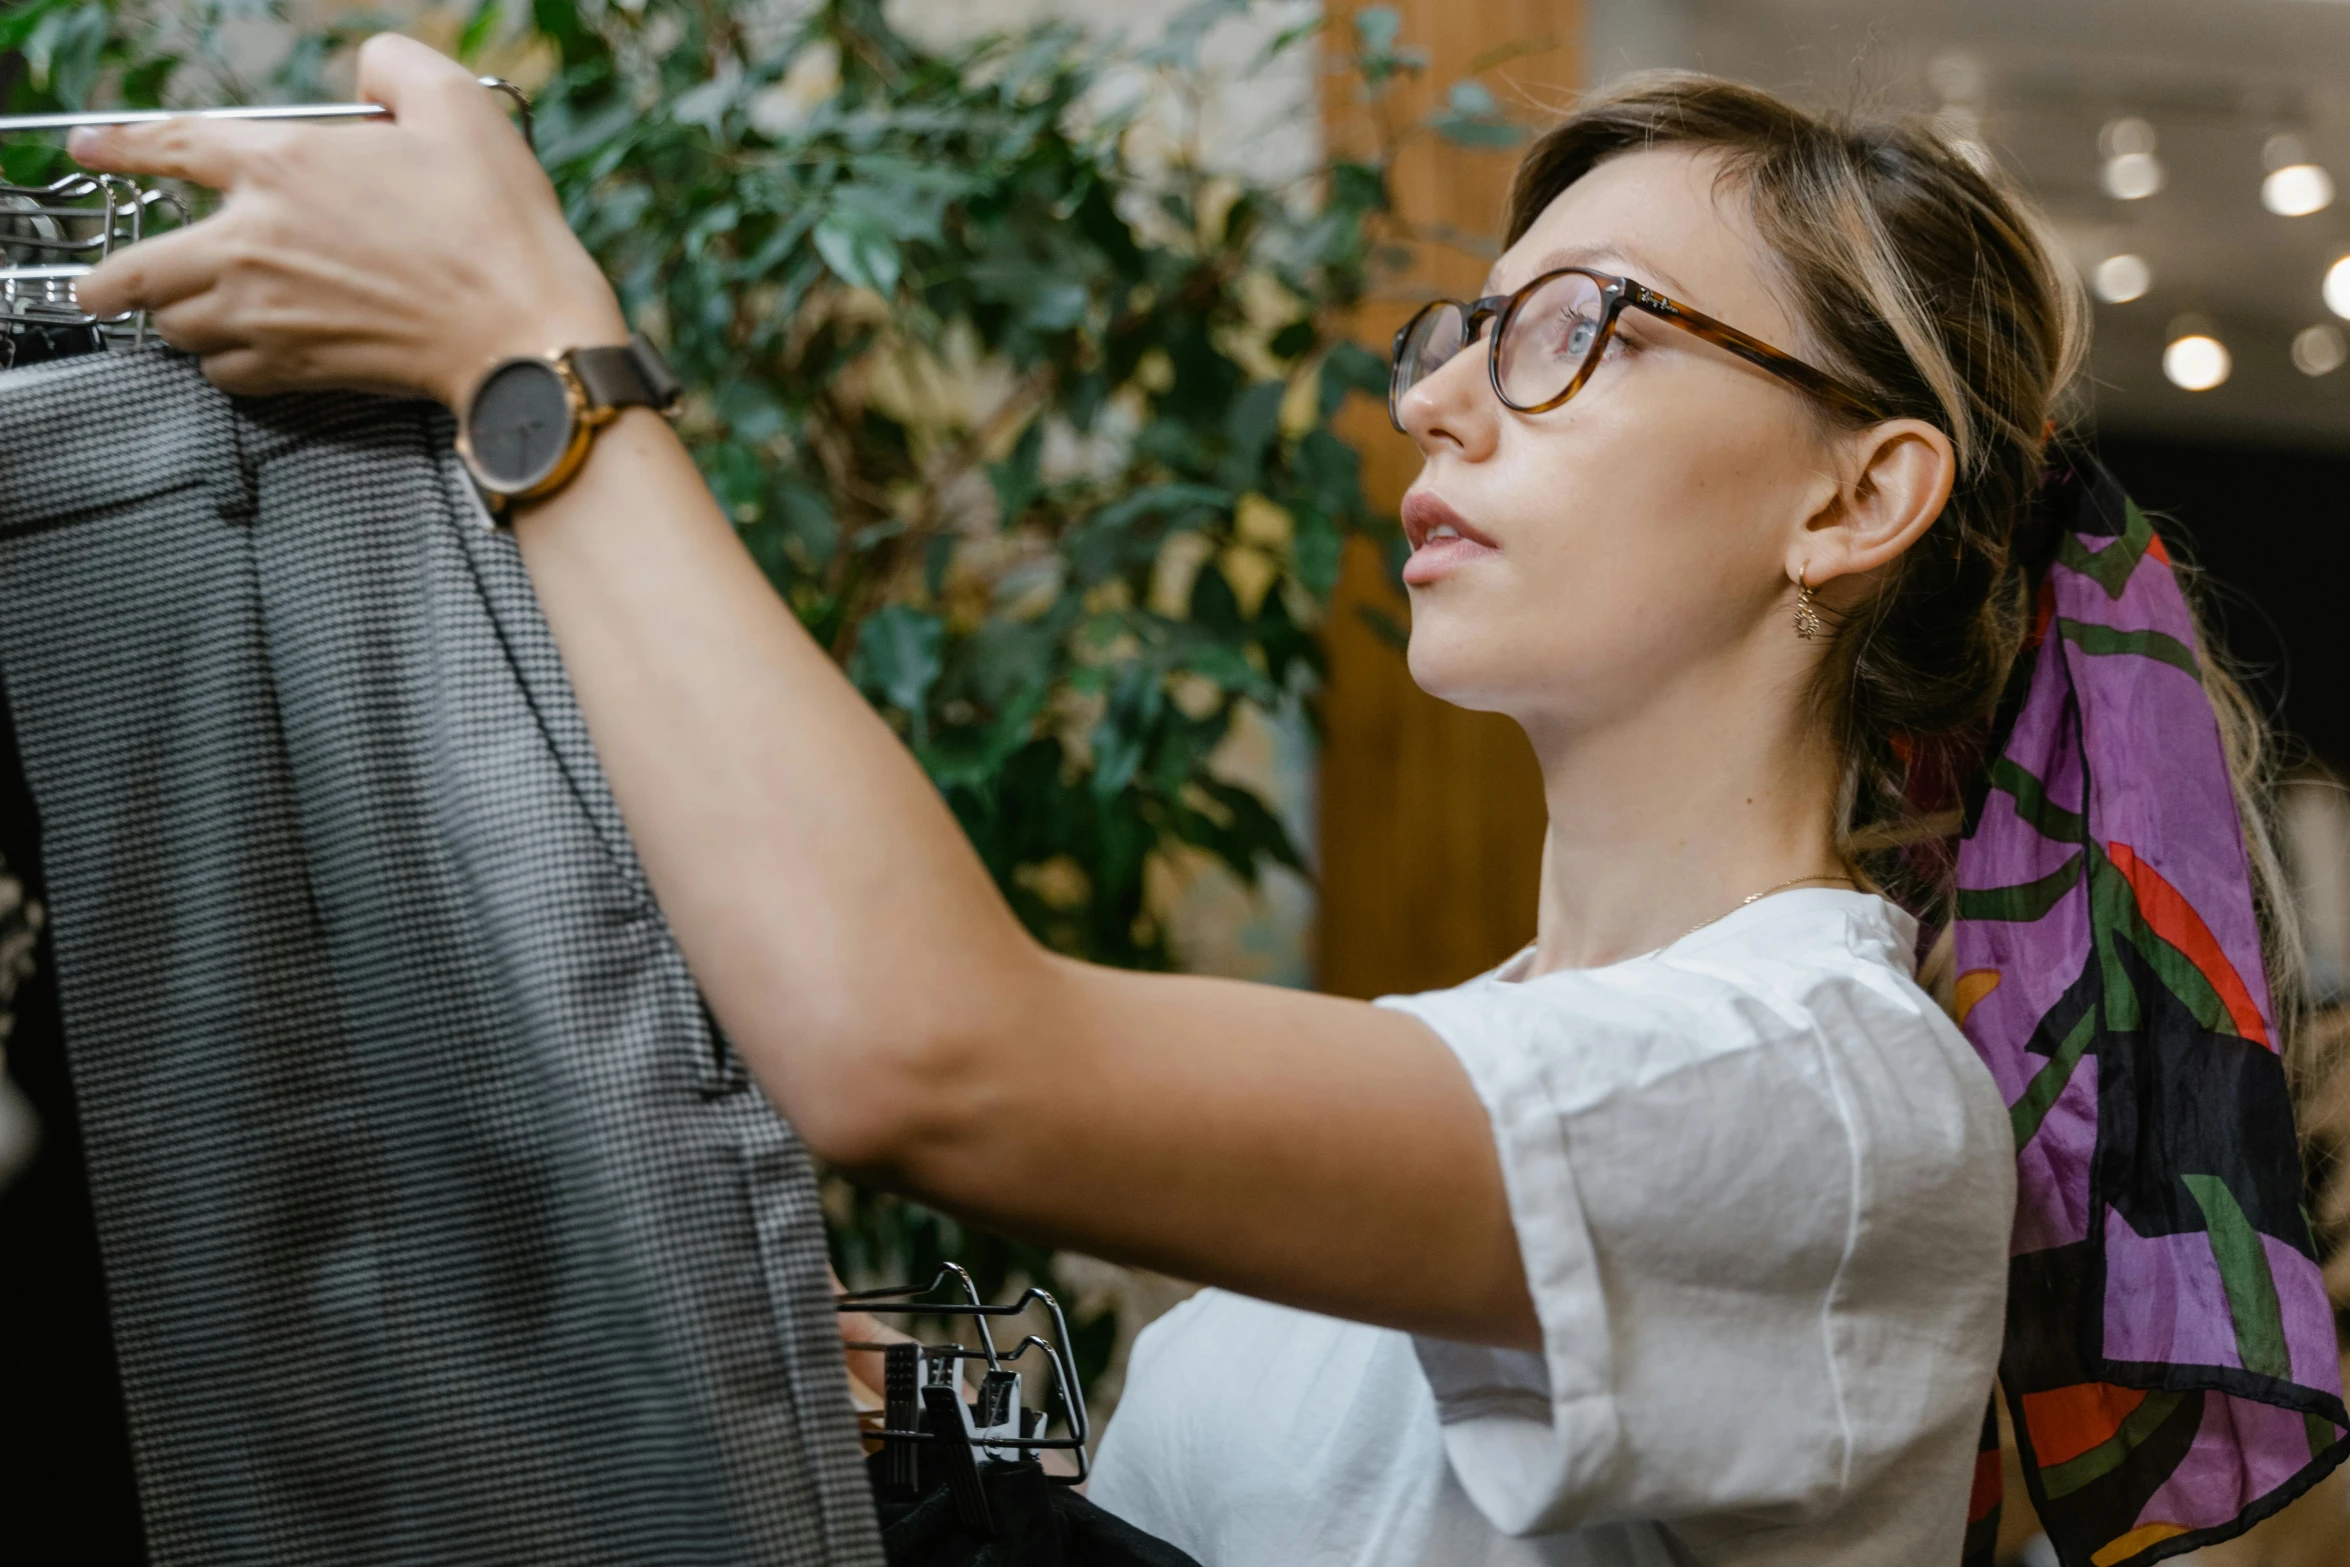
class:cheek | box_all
[1406,381,1815,702]
[1508,392,1793,612]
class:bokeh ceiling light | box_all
[2325,256,2350,319]
[2101,116,2158,159]
[2103,152,2165,201]
[2263,163,2335,216]
[2099,117,2163,201]
[2162,331,2231,391]
[2292,324,2348,376]
[2093,253,2152,303]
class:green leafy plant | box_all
[8,0,1526,1385]
[523,1,1397,1365]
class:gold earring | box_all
[1792,568,1824,641]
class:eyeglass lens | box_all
[1393,271,1611,414]
[1395,301,1468,401]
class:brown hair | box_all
[1503,73,2306,1062]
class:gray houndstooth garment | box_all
[0,347,884,1565]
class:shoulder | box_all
[1378,891,1999,1133]
[1376,891,2013,1317]
[1390,895,2013,1534]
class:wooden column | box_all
[1315,1,1577,999]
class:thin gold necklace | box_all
[1514,873,1863,976]
[1675,872,1858,941]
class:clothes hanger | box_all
[838,1262,1096,1537]
[0,174,179,361]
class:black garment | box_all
[1,319,108,370]
[868,1453,1202,1567]
[0,677,147,1563]
[0,298,146,1561]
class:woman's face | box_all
[1394,147,1840,735]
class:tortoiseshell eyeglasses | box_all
[1386,267,1884,431]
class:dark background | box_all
[2100,434,2350,776]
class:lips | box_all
[1399,490,1501,585]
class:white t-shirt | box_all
[1090,890,2013,1566]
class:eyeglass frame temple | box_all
[1387,268,1883,432]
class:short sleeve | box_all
[1377,967,1865,1536]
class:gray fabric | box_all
[0,347,884,1567]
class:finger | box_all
[846,1346,889,1401]
[197,348,279,399]
[72,221,226,320]
[206,351,432,404]
[838,1307,895,1395]
[148,293,241,358]
[837,1301,914,1348]
[67,116,294,191]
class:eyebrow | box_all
[1484,242,1692,301]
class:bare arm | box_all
[72,36,1536,1347]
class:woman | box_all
[68,37,2296,1565]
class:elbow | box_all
[747,959,1038,1185]
[781,1042,941,1181]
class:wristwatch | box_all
[457,333,682,513]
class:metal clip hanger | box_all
[0,77,534,152]
[838,1262,1094,1490]
[1,173,185,357]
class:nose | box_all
[1396,330,1499,464]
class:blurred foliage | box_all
[5,0,1525,1385]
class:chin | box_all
[1402,618,1517,715]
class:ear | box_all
[1788,419,1956,594]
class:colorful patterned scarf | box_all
[1952,456,2348,1566]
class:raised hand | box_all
[69,33,625,407]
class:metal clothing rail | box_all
[0,77,534,150]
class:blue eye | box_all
[1540,309,1605,362]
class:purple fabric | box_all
[2010,1052,2095,1256]
[1948,458,2346,1566]
[2100,1215,2257,1371]
[2135,1395,2321,1526]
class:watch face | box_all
[466,359,576,492]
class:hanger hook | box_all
[475,77,534,154]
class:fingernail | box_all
[66,127,99,160]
